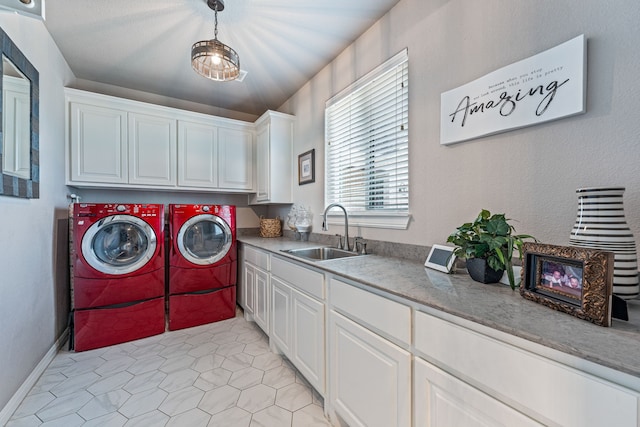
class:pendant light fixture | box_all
[191,0,240,82]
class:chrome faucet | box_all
[322,203,351,251]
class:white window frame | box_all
[324,49,410,230]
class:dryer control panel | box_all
[75,204,163,219]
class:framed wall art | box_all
[520,242,614,327]
[298,149,315,185]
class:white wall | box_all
[0,13,75,411]
[279,0,640,250]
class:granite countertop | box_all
[239,236,640,380]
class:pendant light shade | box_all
[191,0,240,82]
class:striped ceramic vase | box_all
[569,187,639,299]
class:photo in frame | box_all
[424,244,456,273]
[298,149,315,185]
[520,242,614,327]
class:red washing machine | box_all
[72,203,165,351]
[168,204,237,330]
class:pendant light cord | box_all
[214,2,219,40]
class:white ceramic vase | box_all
[569,186,639,299]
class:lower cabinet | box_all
[253,267,269,333]
[329,311,411,427]
[270,256,326,395]
[240,246,270,334]
[414,357,542,427]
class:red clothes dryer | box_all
[168,204,237,330]
[72,203,165,351]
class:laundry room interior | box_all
[2,1,640,426]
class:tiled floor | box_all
[7,310,333,427]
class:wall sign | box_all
[440,35,586,145]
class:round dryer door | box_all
[82,215,158,275]
[177,214,232,265]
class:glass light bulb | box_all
[212,54,222,65]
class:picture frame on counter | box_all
[298,149,315,185]
[520,242,614,327]
[424,244,456,273]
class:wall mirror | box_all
[0,27,39,198]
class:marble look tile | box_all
[127,355,166,375]
[160,355,196,373]
[60,357,105,377]
[123,370,167,395]
[228,367,264,390]
[6,414,42,427]
[211,331,239,344]
[252,352,282,371]
[165,408,211,427]
[77,389,130,420]
[275,383,312,411]
[50,371,100,397]
[250,405,292,427]
[158,332,189,347]
[36,390,93,421]
[158,386,205,416]
[129,343,166,360]
[94,356,136,376]
[81,411,128,427]
[29,372,67,394]
[191,354,225,373]
[221,353,254,372]
[194,368,233,391]
[11,391,55,418]
[188,342,220,358]
[292,403,333,427]
[215,342,245,357]
[236,330,264,344]
[118,388,168,418]
[206,406,251,427]
[123,410,169,427]
[236,384,276,413]
[242,341,270,357]
[68,348,106,362]
[185,332,215,346]
[158,368,200,393]
[198,385,241,415]
[101,343,138,360]
[159,343,193,360]
[261,365,296,389]
[87,371,134,396]
[40,413,84,427]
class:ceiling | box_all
[43,0,401,117]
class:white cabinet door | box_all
[254,267,270,334]
[414,357,543,427]
[250,111,294,204]
[178,120,218,188]
[255,124,270,201]
[330,311,411,427]
[69,102,128,184]
[128,112,177,186]
[270,276,292,355]
[292,287,325,394]
[243,264,255,317]
[218,127,253,190]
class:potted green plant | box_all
[447,209,536,289]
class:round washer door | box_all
[177,214,232,265]
[81,215,158,275]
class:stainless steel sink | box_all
[281,247,362,261]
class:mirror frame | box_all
[0,27,39,198]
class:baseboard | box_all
[0,328,69,426]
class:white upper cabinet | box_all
[218,126,253,190]
[178,120,218,188]
[128,112,177,186]
[69,101,128,184]
[250,110,294,204]
[65,88,256,193]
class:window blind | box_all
[325,49,409,214]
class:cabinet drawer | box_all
[330,278,410,346]
[271,257,324,300]
[244,246,269,270]
[414,311,639,427]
